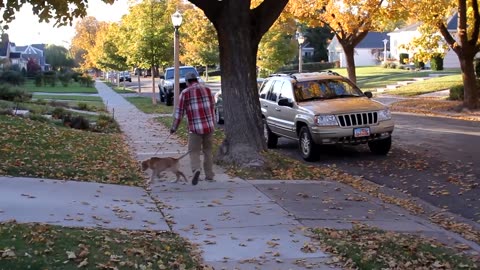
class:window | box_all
[279,81,294,101]
[259,79,274,99]
[267,81,283,102]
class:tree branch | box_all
[251,0,289,42]
[471,0,480,46]
[187,0,222,24]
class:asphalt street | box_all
[273,112,480,224]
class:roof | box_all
[356,32,389,49]
[391,12,458,33]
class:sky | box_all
[6,0,130,47]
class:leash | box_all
[153,133,172,155]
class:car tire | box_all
[368,136,392,155]
[263,118,278,148]
[299,126,319,161]
[215,108,224,124]
[165,92,173,106]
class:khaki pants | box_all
[188,132,214,179]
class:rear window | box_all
[165,67,198,80]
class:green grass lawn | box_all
[23,80,98,94]
[0,221,200,270]
[329,66,461,92]
[0,115,143,185]
[126,96,174,114]
[33,94,102,102]
[386,74,463,96]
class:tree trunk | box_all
[189,0,289,167]
[214,5,266,167]
[459,57,479,109]
[343,45,357,84]
[151,66,156,104]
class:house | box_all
[387,13,460,68]
[13,44,50,71]
[327,32,389,67]
[301,42,315,59]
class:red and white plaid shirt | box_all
[172,82,215,134]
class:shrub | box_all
[29,114,50,123]
[43,71,57,87]
[449,85,464,101]
[58,72,72,87]
[62,114,90,130]
[91,114,120,133]
[0,70,25,86]
[34,74,43,87]
[399,53,409,64]
[71,72,83,82]
[430,54,444,71]
[0,84,32,102]
[414,60,425,69]
[51,107,67,119]
[79,75,94,87]
[77,102,90,111]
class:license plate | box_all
[354,127,370,137]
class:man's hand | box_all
[170,128,176,134]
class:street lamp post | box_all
[383,38,388,62]
[297,32,305,73]
[171,11,183,112]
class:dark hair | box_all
[187,78,198,83]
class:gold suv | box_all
[260,71,394,161]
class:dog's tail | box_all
[177,151,191,160]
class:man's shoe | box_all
[192,170,200,186]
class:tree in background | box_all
[288,0,407,83]
[116,0,174,104]
[71,16,107,71]
[180,6,219,81]
[256,12,297,77]
[44,44,75,71]
[406,0,479,109]
[303,27,334,63]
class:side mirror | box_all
[159,75,165,80]
[278,98,293,107]
[364,91,373,98]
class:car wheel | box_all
[299,126,318,161]
[368,136,392,155]
[215,108,224,124]
[159,90,165,103]
[263,118,278,148]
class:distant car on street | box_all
[158,66,204,106]
[119,71,131,82]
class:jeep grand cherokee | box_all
[260,71,394,161]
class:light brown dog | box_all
[141,152,189,184]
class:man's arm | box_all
[207,87,215,116]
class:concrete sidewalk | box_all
[1,80,478,269]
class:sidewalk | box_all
[1,80,478,269]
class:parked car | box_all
[158,66,204,106]
[214,78,265,124]
[119,71,131,82]
[260,71,394,161]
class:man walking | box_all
[170,72,215,185]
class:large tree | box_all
[187,0,288,166]
[407,1,479,110]
[44,44,75,71]
[71,16,107,71]
[117,0,173,103]
[288,0,407,83]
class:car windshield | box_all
[165,67,198,80]
[293,79,364,102]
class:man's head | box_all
[185,72,198,85]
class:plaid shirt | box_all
[172,82,215,134]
